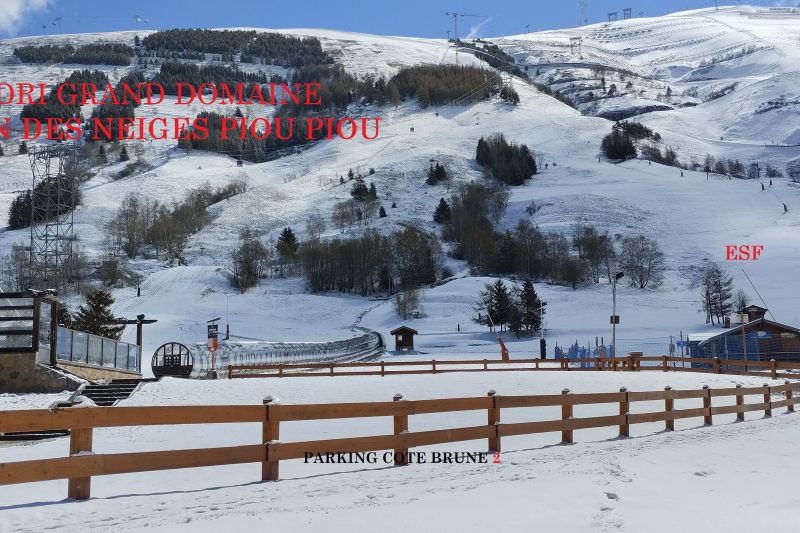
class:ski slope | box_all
[1,6,800,532]
[0,6,797,366]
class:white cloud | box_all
[466,18,492,40]
[0,0,52,36]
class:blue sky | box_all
[1,0,796,38]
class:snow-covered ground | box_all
[0,371,796,532]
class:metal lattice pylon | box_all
[578,0,589,25]
[28,145,78,290]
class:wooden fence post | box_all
[662,355,668,372]
[330,363,334,377]
[664,386,674,431]
[735,384,745,422]
[432,360,437,374]
[786,380,794,413]
[713,357,720,374]
[619,387,629,438]
[381,361,385,377]
[67,426,93,500]
[263,396,280,481]
[763,384,772,417]
[703,385,712,425]
[561,389,573,444]
[393,393,409,465]
[278,366,284,378]
[770,359,777,380]
[595,357,601,371]
[627,355,634,371]
[484,359,488,371]
[487,390,500,453]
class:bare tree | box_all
[332,200,359,232]
[305,211,326,240]
[700,263,734,325]
[0,243,31,291]
[487,186,510,225]
[619,235,665,289]
[394,287,421,320]
[734,289,749,313]
[361,199,380,225]
[231,228,270,292]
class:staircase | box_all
[82,379,149,406]
[0,379,154,442]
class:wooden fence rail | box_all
[228,355,800,380]
[2,380,799,501]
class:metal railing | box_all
[0,291,141,373]
[0,293,41,355]
[55,326,141,373]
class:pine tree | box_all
[379,206,387,218]
[57,303,73,327]
[433,198,451,223]
[389,84,401,107]
[97,143,107,163]
[474,279,513,332]
[435,163,447,182]
[426,164,437,185]
[518,279,545,334]
[368,182,378,200]
[350,177,369,201]
[18,141,27,154]
[276,227,298,263]
[418,85,430,108]
[491,279,513,331]
[497,230,517,274]
[119,145,130,162]
[7,190,32,230]
[73,289,124,339]
[347,168,354,180]
[507,297,523,338]
[0,144,4,156]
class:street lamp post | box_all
[611,272,624,358]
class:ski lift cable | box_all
[741,268,776,322]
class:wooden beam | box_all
[487,390,500,453]
[619,387,629,438]
[561,389,573,444]
[664,386,674,431]
[67,427,92,500]
[262,397,279,481]
[0,405,264,433]
[393,394,408,465]
[703,385,712,425]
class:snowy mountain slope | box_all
[495,6,800,148]
[0,6,797,361]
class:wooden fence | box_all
[1,380,799,501]
[228,354,800,380]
